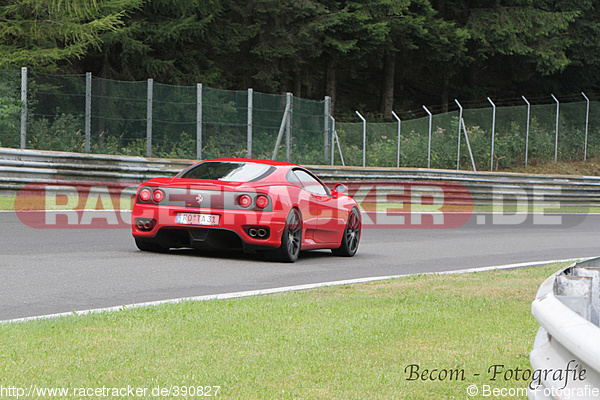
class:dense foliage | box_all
[1,0,599,117]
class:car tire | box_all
[134,238,169,253]
[272,208,302,263]
[331,207,361,257]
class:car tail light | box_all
[152,189,165,203]
[139,188,151,202]
[256,195,269,209]
[238,194,252,208]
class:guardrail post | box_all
[554,275,593,320]
[391,111,401,168]
[85,72,92,153]
[455,100,463,170]
[247,88,253,158]
[20,67,27,149]
[573,266,600,325]
[146,78,153,158]
[582,92,590,162]
[522,96,530,167]
[355,111,367,167]
[197,83,203,160]
[487,97,496,171]
[530,259,600,399]
[552,94,559,163]
[423,105,432,169]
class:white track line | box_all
[1,257,584,325]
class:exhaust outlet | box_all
[249,228,258,237]
[257,228,267,238]
[135,218,155,231]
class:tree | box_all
[557,0,600,94]
[3,0,598,119]
[0,74,21,147]
[467,6,576,75]
[221,0,326,94]
[377,0,470,116]
[450,2,578,98]
[83,0,252,84]
[307,0,401,111]
[0,0,142,71]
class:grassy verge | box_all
[0,195,15,210]
[2,194,598,214]
[364,201,600,214]
[0,263,566,399]
[0,195,133,212]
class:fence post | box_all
[391,111,401,168]
[487,97,496,171]
[460,118,477,172]
[423,105,432,169]
[286,93,292,162]
[355,111,366,167]
[85,72,92,153]
[582,92,590,162]
[146,78,153,158]
[330,116,335,165]
[455,99,463,170]
[330,116,345,166]
[324,96,331,164]
[247,88,253,158]
[522,96,530,167]
[20,67,27,149]
[272,97,292,160]
[552,94,559,163]
[197,83,202,160]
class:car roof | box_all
[200,158,299,167]
[171,158,325,186]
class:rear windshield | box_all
[176,161,276,182]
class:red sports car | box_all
[131,158,361,262]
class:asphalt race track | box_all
[1,211,599,321]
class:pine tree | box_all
[86,0,252,84]
[0,0,143,71]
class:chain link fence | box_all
[336,98,600,170]
[0,68,330,164]
[1,68,599,169]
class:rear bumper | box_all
[131,204,287,249]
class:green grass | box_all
[362,201,599,214]
[2,194,598,214]
[471,204,600,214]
[0,264,566,399]
[0,195,14,210]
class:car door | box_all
[290,169,342,244]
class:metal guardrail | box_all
[529,258,600,400]
[1,147,600,207]
[0,148,188,192]
[312,166,600,207]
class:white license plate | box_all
[176,213,220,226]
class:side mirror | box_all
[332,183,348,194]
